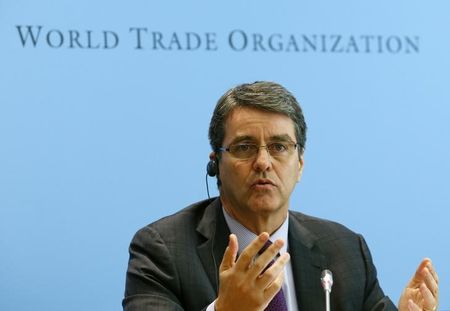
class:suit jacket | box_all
[123,198,397,311]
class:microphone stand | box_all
[325,287,331,311]
[321,269,333,311]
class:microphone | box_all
[321,269,333,311]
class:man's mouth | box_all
[251,179,276,188]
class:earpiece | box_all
[206,160,217,177]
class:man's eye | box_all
[269,143,288,153]
[235,144,253,152]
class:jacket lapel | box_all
[288,212,327,310]
[196,198,230,294]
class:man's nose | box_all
[252,146,272,172]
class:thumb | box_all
[219,234,238,272]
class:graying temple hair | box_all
[208,81,307,156]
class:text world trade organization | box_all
[17,26,420,54]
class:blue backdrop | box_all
[1,1,448,310]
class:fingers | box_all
[233,232,270,270]
[408,258,439,311]
[241,237,287,281]
[263,267,286,302]
[257,252,290,288]
[420,260,439,311]
[407,299,421,311]
[411,259,437,286]
[413,258,431,282]
[216,233,289,310]
[423,268,439,299]
[227,232,289,285]
[220,232,286,276]
[219,234,238,272]
[419,283,437,310]
[428,262,439,285]
[414,258,438,284]
[424,260,439,290]
[416,259,439,299]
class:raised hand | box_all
[398,258,439,311]
[215,233,290,311]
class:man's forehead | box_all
[224,107,296,137]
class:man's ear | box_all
[297,156,304,182]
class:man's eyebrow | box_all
[228,134,296,145]
[229,135,255,144]
[269,134,296,142]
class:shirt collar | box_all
[222,207,289,255]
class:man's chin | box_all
[248,197,283,214]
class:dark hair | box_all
[208,81,307,155]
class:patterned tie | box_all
[258,240,288,311]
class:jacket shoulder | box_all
[132,198,217,243]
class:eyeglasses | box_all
[218,142,299,160]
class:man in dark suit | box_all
[123,81,439,311]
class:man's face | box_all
[217,106,304,223]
